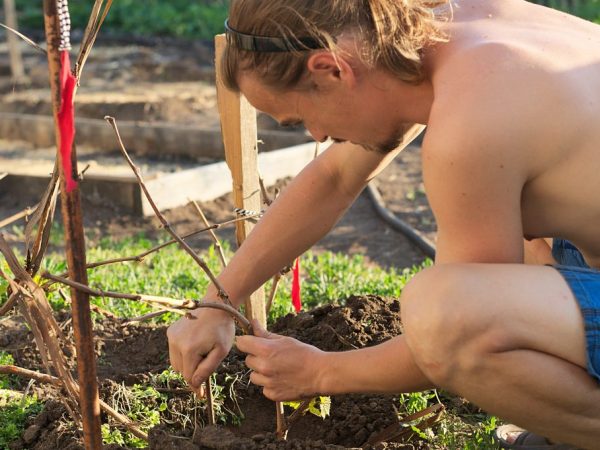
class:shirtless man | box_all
[167,1,600,447]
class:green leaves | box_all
[16,1,230,40]
[284,396,331,420]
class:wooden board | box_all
[214,34,266,327]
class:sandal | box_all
[495,424,580,450]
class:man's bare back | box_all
[428,0,600,266]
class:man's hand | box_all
[236,320,327,401]
[167,307,235,389]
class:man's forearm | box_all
[317,335,434,395]
[205,150,360,307]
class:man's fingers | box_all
[251,319,282,339]
[190,383,206,398]
[191,346,228,388]
[168,348,182,375]
[182,352,204,387]
[249,369,269,387]
[250,319,270,338]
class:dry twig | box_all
[42,272,252,334]
[188,200,228,267]
[104,116,234,309]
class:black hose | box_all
[366,182,436,260]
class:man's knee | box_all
[401,265,498,386]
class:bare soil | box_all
[2,296,451,450]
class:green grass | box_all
[1,231,431,324]
[530,0,600,23]
[13,1,600,40]
[16,1,230,40]
[0,232,500,448]
[0,352,44,450]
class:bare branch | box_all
[0,365,148,441]
[258,176,273,207]
[122,310,169,324]
[42,272,252,334]
[104,116,236,309]
[0,23,46,53]
[0,292,19,317]
[266,273,282,315]
[0,365,61,385]
[0,205,36,229]
[188,199,228,268]
[58,289,119,321]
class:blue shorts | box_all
[552,239,600,382]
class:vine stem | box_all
[104,115,234,308]
[42,271,252,334]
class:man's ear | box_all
[306,51,357,88]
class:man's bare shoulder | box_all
[426,30,598,176]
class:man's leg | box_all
[400,264,600,449]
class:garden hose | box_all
[366,181,436,260]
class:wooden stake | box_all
[214,34,290,438]
[42,2,102,448]
[215,34,266,326]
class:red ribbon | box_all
[58,50,77,193]
[291,258,302,313]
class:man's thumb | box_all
[251,319,278,339]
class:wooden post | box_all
[4,0,26,82]
[214,34,266,327]
[42,1,102,449]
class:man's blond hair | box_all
[223,0,449,92]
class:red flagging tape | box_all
[292,258,302,313]
[58,50,77,193]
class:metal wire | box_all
[56,0,71,51]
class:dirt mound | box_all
[5,295,424,449]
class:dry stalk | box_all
[42,272,252,334]
[58,289,119,321]
[188,200,228,268]
[0,365,148,440]
[24,168,60,275]
[75,0,113,82]
[0,205,36,229]
[0,22,46,53]
[265,273,281,315]
[104,116,234,309]
[122,310,170,324]
[0,238,149,441]
[0,234,82,422]
[0,291,19,317]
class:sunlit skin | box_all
[237,51,432,154]
[168,0,600,446]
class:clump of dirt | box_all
[3,295,427,449]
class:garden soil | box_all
[0,38,445,449]
[0,296,450,450]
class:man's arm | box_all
[168,125,425,388]
[238,51,540,398]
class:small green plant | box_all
[209,373,245,426]
[399,390,438,415]
[284,396,331,419]
[0,352,16,390]
[102,384,167,448]
[0,395,43,450]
